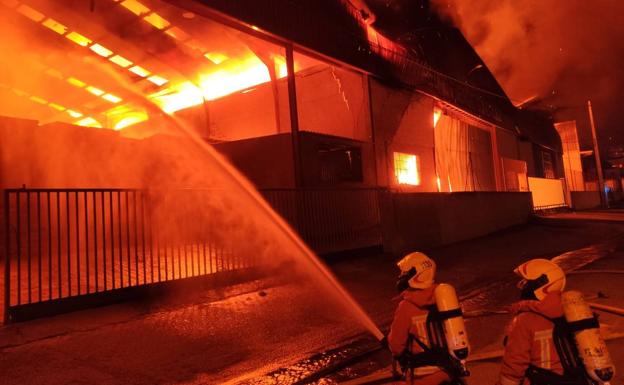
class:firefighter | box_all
[386,251,459,385]
[496,258,567,385]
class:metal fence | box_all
[2,187,383,322]
[262,188,382,255]
[2,188,245,322]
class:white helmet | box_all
[396,252,436,291]
[514,258,566,301]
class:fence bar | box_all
[117,192,122,288]
[47,191,52,300]
[125,192,131,287]
[133,191,139,286]
[17,192,21,305]
[66,192,71,297]
[37,192,42,302]
[4,191,11,319]
[56,192,61,299]
[27,192,32,304]
[84,191,89,294]
[110,191,115,290]
[93,191,98,293]
[75,192,80,296]
[101,191,106,291]
[140,192,146,285]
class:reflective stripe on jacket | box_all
[388,285,438,357]
[498,292,565,385]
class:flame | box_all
[151,55,285,114]
[433,108,442,127]
[204,52,229,65]
[75,117,102,128]
[113,111,148,130]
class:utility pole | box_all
[587,100,608,208]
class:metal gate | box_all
[2,188,253,323]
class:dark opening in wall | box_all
[317,143,363,184]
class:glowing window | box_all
[86,86,105,96]
[204,52,228,65]
[17,4,44,22]
[164,26,189,41]
[65,31,92,47]
[129,65,150,77]
[394,152,421,186]
[120,0,150,15]
[143,12,170,30]
[147,75,168,86]
[67,77,86,88]
[42,18,67,35]
[109,55,133,68]
[89,43,113,57]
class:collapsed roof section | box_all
[195,0,560,152]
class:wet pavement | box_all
[1,212,624,385]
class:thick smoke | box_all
[432,0,624,144]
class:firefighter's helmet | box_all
[514,258,566,301]
[396,252,436,291]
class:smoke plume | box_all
[431,0,624,144]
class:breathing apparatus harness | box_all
[397,304,469,383]
[517,310,607,385]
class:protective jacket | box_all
[388,285,450,384]
[498,292,565,385]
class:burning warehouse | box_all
[0,0,573,321]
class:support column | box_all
[286,44,302,188]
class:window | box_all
[318,143,363,184]
[542,151,555,179]
[394,152,420,185]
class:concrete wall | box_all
[571,191,601,210]
[380,191,532,255]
